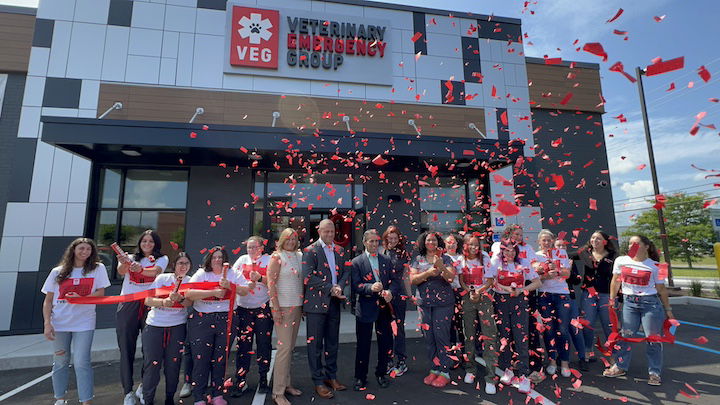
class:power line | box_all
[613,184,719,204]
[614,194,720,214]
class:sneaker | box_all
[210,396,227,405]
[528,371,545,384]
[500,369,514,385]
[54,401,68,405]
[180,382,192,398]
[546,364,557,375]
[393,360,408,377]
[431,373,450,388]
[464,372,475,384]
[124,392,138,405]
[229,380,248,398]
[485,382,497,395]
[518,376,531,394]
[648,374,662,386]
[258,376,270,394]
[561,367,571,378]
[423,372,438,385]
[136,384,144,404]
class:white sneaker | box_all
[485,382,497,395]
[546,364,557,375]
[135,384,145,405]
[54,400,67,405]
[518,376,531,394]
[561,367,571,378]
[464,372,475,384]
[500,369,514,385]
[180,382,192,398]
[124,392,137,405]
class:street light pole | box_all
[635,66,674,287]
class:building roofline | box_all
[0,5,36,15]
[525,56,600,70]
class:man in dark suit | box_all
[302,219,350,399]
[351,229,401,391]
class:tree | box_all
[622,193,714,268]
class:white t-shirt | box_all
[486,256,539,294]
[490,241,538,268]
[232,254,271,309]
[41,264,111,332]
[145,273,191,327]
[189,268,245,313]
[536,248,571,294]
[458,252,492,288]
[613,256,665,296]
[444,253,463,288]
[120,255,169,295]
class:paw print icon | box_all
[238,12,274,44]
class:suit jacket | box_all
[351,252,401,323]
[302,240,350,313]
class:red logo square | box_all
[230,6,279,69]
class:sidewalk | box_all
[0,310,423,371]
[672,278,719,289]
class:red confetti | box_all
[560,92,573,105]
[667,82,675,91]
[693,336,709,345]
[645,57,684,76]
[654,15,666,22]
[613,29,628,35]
[609,62,637,83]
[572,379,583,389]
[589,198,597,211]
[628,242,640,259]
[658,262,669,280]
[496,199,521,216]
[500,110,508,126]
[365,393,376,400]
[637,164,647,171]
[606,8,624,23]
[698,65,711,83]
[545,57,563,65]
[372,155,389,166]
[703,198,718,209]
[583,42,608,62]
[410,32,423,43]
[169,241,179,250]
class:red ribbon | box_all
[599,305,676,354]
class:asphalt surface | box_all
[2,304,719,405]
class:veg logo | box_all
[230,6,279,69]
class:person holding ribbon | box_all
[350,229,400,392]
[410,231,455,388]
[535,230,573,378]
[603,235,673,386]
[458,234,498,394]
[267,228,304,405]
[184,246,241,405]
[443,233,465,370]
[116,230,168,405]
[141,252,193,405]
[229,236,272,397]
[379,225,411,377]
[487,238,541,394]
[554,238,589,372]
[42,238,110,405]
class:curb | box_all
[669,296,720,308]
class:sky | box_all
[3,0,719,228]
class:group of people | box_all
[41,221,674,405]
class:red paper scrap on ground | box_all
[645,57,685,76]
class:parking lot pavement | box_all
[2,304,720,405]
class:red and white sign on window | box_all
[230,6,279,69]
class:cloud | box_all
[608,154,641,175]
[620,180,653,200]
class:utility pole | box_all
[635,66,674,287]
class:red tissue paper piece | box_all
[372,155,389,166]
[609,62,637,83]
[606,8,624,23]
[589,198,597,211]
[654,15,666,22]
[411,32,423,43]
[693,336,709,345]
[628,242,640,259]
[496,199,521,216]
[583,42,608,62]
[698,65,711,83]
[658,263,668,281]
[560,92,573,105]
[645,57,684,76]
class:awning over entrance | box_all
[40,116,523,171]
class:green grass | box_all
[670,255,718,268]
[671,268,719,279]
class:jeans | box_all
[581,290,612,350]
[538,293,572,362]
[568,296,586,360]
[616,295,665,375]
[52,330,95,402]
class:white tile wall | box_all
[506,85,530,107]
[167,0,195,6]
[64,203,87,236]
[41,107,80,117]
[502,42,525,65]
[164,5,197,33]
[162,31,180,58]
[191,34,224,88]
[78,109,97,118]
[27,47,51,77]
[22,76,45,107]
[391,52,416,78]
[484,107,498,139]
[480,60,507,108]
[48,21,73,78]
[323,1,359,14]
[129,28,163,57]
[425,32,462,59]
[126,55,161,84]
[101,26,130,81]
[67,156,92,203]
[44,203,67,236]
[2,203,48,237]
[415,55,463,81]
[337,83,365,99]
[222,74,254,91]
[19,237,43,271]
[132,1,166,30]
[176,32,195,86]
[515,64,529,87]
[79,80,100,110]
[195,8,225,36]
[0,237,23,272]
[48,149,73,203]
[0,273,18,331]
[17,106,42,138]
[74,0,110,24]
[365,84,393,102]
[395,29,418,55]
[310,0,324,12]
[159,58,177,85]
[364,7,412,30]
[464,82,485,107]
[459,18,477,37]
[415,78,440,104]
[310,80,339,97]
[425,14,460,35]
[478,38,493,62]
[29,142,54,202]
[36,0,76,21]
[489,40,506,63]
[67,23,107,80]
[388,76,417,103]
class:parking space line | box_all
[678,320,720,331]
[0,370,53,402]
[676,341,720,355]
[251,349,277,405]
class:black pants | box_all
[354,308,393,382]
[116,300,148,394]
[189,311,230,401]
[234,304,273,381]
[306,300,341,385]
[527,292,543,372]
[181,309,195,385]
[450,288,466,352]
[390,297,408,363]
[142,324,186,404]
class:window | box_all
[93,168,188,279]
[419,176,489,236]
[0,74,7,118]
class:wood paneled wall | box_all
[0,12,34,73]
[97,84,486,139]
[526,62,605,113]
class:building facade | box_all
[0,0,616,335]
